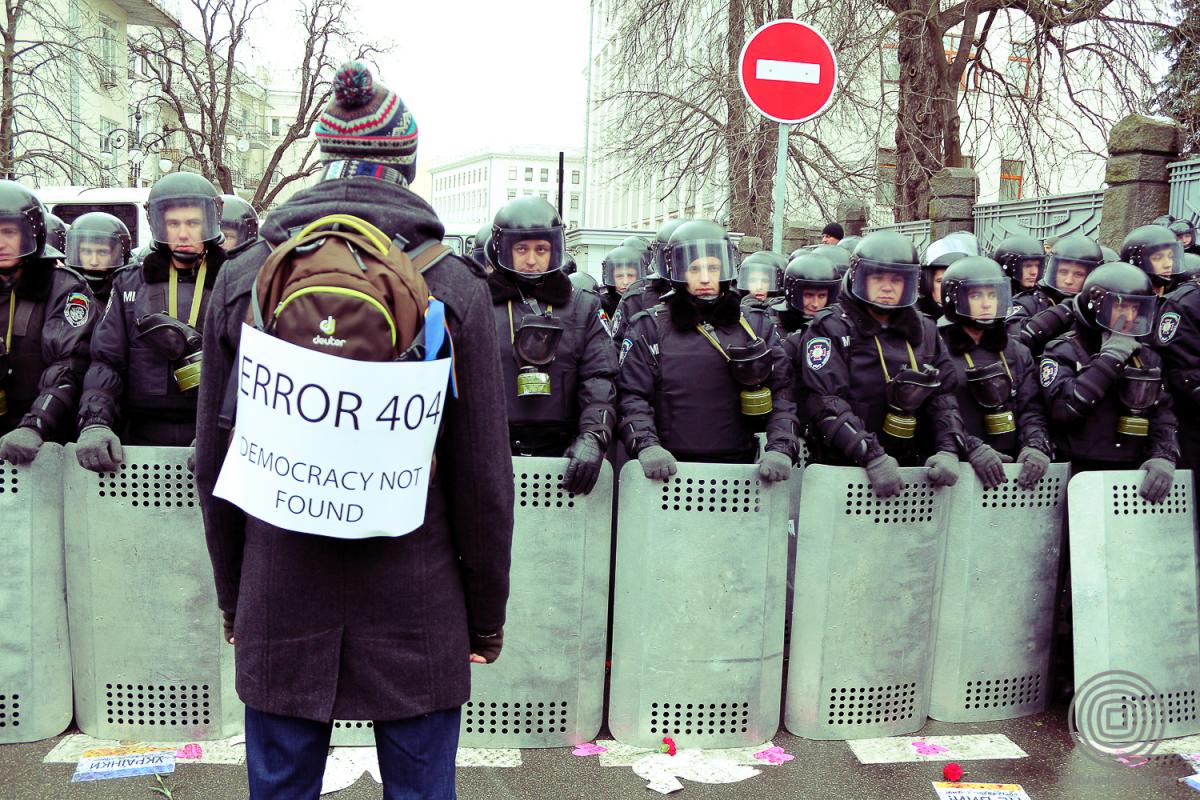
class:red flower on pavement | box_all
[943,762,964,782]
[660,737,677,756]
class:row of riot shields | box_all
[1,446,1197,747]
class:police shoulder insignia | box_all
[806,337,833,371]
[1039,358,1059,387]
[612,310,623,332]
[619,337,633,367]
[65,292,90,328]
[1159,311,1181,344]
[597,308,612,338]
[1007,305,1022,318]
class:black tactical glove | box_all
[757,450,792,483]
[221,609,235,645]
[76,425,124,473]
[925,451,960,488]
[469,628,504,664]
[1016,446,1051,489]
[1100,332,1140,363]
[638,445,677,481]
[0,426,43,465]
[967,442,1011,489]
[562,433,604,495]
[1138,458,1175,504]
[864,453,904,498]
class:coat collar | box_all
[842,294,925,345]
[142,246,225,288]
[665,288,742,332]
[487,269,572,306]
[940,319,1008,355]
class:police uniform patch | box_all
[1007,305,1022,318]
[619,337,633,367]
[1039,358,1059,388]
[611,309,623,333]
[1159,311,1181,344]
[65,292,90,328]
[597,308,612,338]
[806,337,833,371]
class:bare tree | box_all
[131,0,386,209]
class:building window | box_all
[1000,159,1024,201]
[540,168,549,182]
[271,117,280,136]
[570,194,580,210]
[508,167,517,180]
[882,40,899,84]
[572,170,581,185]
[1007,45,1034,98]
[876,147,896,207]
[525,167,533,181]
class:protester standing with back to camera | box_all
[194,62,513,799]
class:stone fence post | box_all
[1099,114,1180,249]
[929,167,978,241]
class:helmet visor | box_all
[1139,241,1184,280]
[1095,293,1158,337]
[220,220,252,249]
[954,278,1012,323]
[667,240,736,288]
[494,227,565,275]
[0,213,38,260]
[851,261,919,308]
[148,195,221,250]
[1044,255,1096,295]
[738,263,780,297]
[66,230,125,270]
[602,257,644,289]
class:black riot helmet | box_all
[470,223,491,270]
[488,196,566,281]
[789,246,816,259]
[1073,262,1158,337]
[0,181,58,262]
[1153,214,1177,228]
[1121,225,1183,289]
[146,172,222,261]
[837,235,862,253]
[992,234,1045,291]
[1100,244,1120,264]
[1041,234,1103,300]
[562,254,578,275]
[602,245,644,291]
[921,232,978,296]
[1173,252,1200,289]
[66,212,133,272]
[940,256,1012,328]
[651,219,688,279]
[1169,219,1197,247]
[737,250,787,299]
[783,253,840,317]
[664,219,737,300]
[845,230,920,310]
[44,213,68,258]
[812,243,851,278]
[218,194,258,250]
[569,271,598,293]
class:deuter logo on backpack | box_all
[313,315,346,348]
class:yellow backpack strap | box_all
[295,214,391,257]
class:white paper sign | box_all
[214,324,451,539]
[932,783,1032,800]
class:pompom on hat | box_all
[314,61,418,184]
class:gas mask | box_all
[512,314,564,397]
[726,338,774,416]
[1116,366,1162,437]
[882,364,942,439]
[965,360,1016,435]
[134,313,204,391]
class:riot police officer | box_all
[569,271,600,294]
[0,182,94,465]
[64,212,133,304]
[916,232,977,321]
[837,235,861,254]
[775,252,839,336]
[938,257,1052,489]
[737,250,786,306]
[75,173,227,470]
[1169,219,1200,256]
[469,222,493,274]
[1040,262,1176,501]
[1007,234,1104,356]
[44,212,68,260]
[1120,224,1182,297]
[218,194,259,255]
[1154,259,1200,475]
[611,219,685,339]
[621,235,652,273]
[796,231,965,497]
[992,234,1045,298]
[486,197,616,494]
[617,220,797,480]
[599,245,644,320]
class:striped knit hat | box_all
[314,62,418,184]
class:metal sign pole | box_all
[773,122,788,254]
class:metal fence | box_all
[1169,157,1200,225]
[972,191,1103,254]
[863,219,932,255]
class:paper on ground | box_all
[44,733,247,765]
[932,782,1032,800]
[72,747,175,782]
[633,750,761,795]
[320,747,520,795]
[595,739,778,767]
[848,734,1027,764]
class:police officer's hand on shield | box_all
[1139,457,1175,503]
[562,432,605,494]
[638,445,678,480]
[966,441,1011,489]
[0,426,42,465]
[1015,446,1051,489]
[76,425,124,472]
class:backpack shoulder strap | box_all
[407,240,453,273]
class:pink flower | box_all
[912,739,951,756]
[753,746,794,764]
[174,743,203,760]
[660,737,677,756]
[571,742,607,757]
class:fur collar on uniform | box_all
[940,320,1008,355]
[487,268,572,306]
[842,293,926,345]
[666,287,742,332]
[5,257,55,300]
[142,245,225,288]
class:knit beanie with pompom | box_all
[314,61,418,184]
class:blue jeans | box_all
[245,705,461,799]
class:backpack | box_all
[246,214,450,361]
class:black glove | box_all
[1016,446,1051,489]
[864,453,904,498]
[76,425,124,473]
[967,443,1011,489]
[469,628,504,664]
[0,426,43,465]
[1139,458,1175,504]
[221,609,235,645]
[925,451,960,488]
[757,450,792,483]
[562,433,604,495]
[638,445,677,480]
[1100,332,1140,362]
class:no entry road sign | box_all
[738,20,838,124]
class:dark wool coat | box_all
[194,177,514,723]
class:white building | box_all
[428,149,585,230]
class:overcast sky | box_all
[246,0,591,168]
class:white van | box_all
[35,186,152,249]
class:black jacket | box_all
[611,276,668,340]
[194,176,513,723]
[617,289,799,462]
[488,269,617,454]
[1041,324,1177,465]
[795,297,966,466]
[1,261,94,439]
[1005,287,1068,356]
